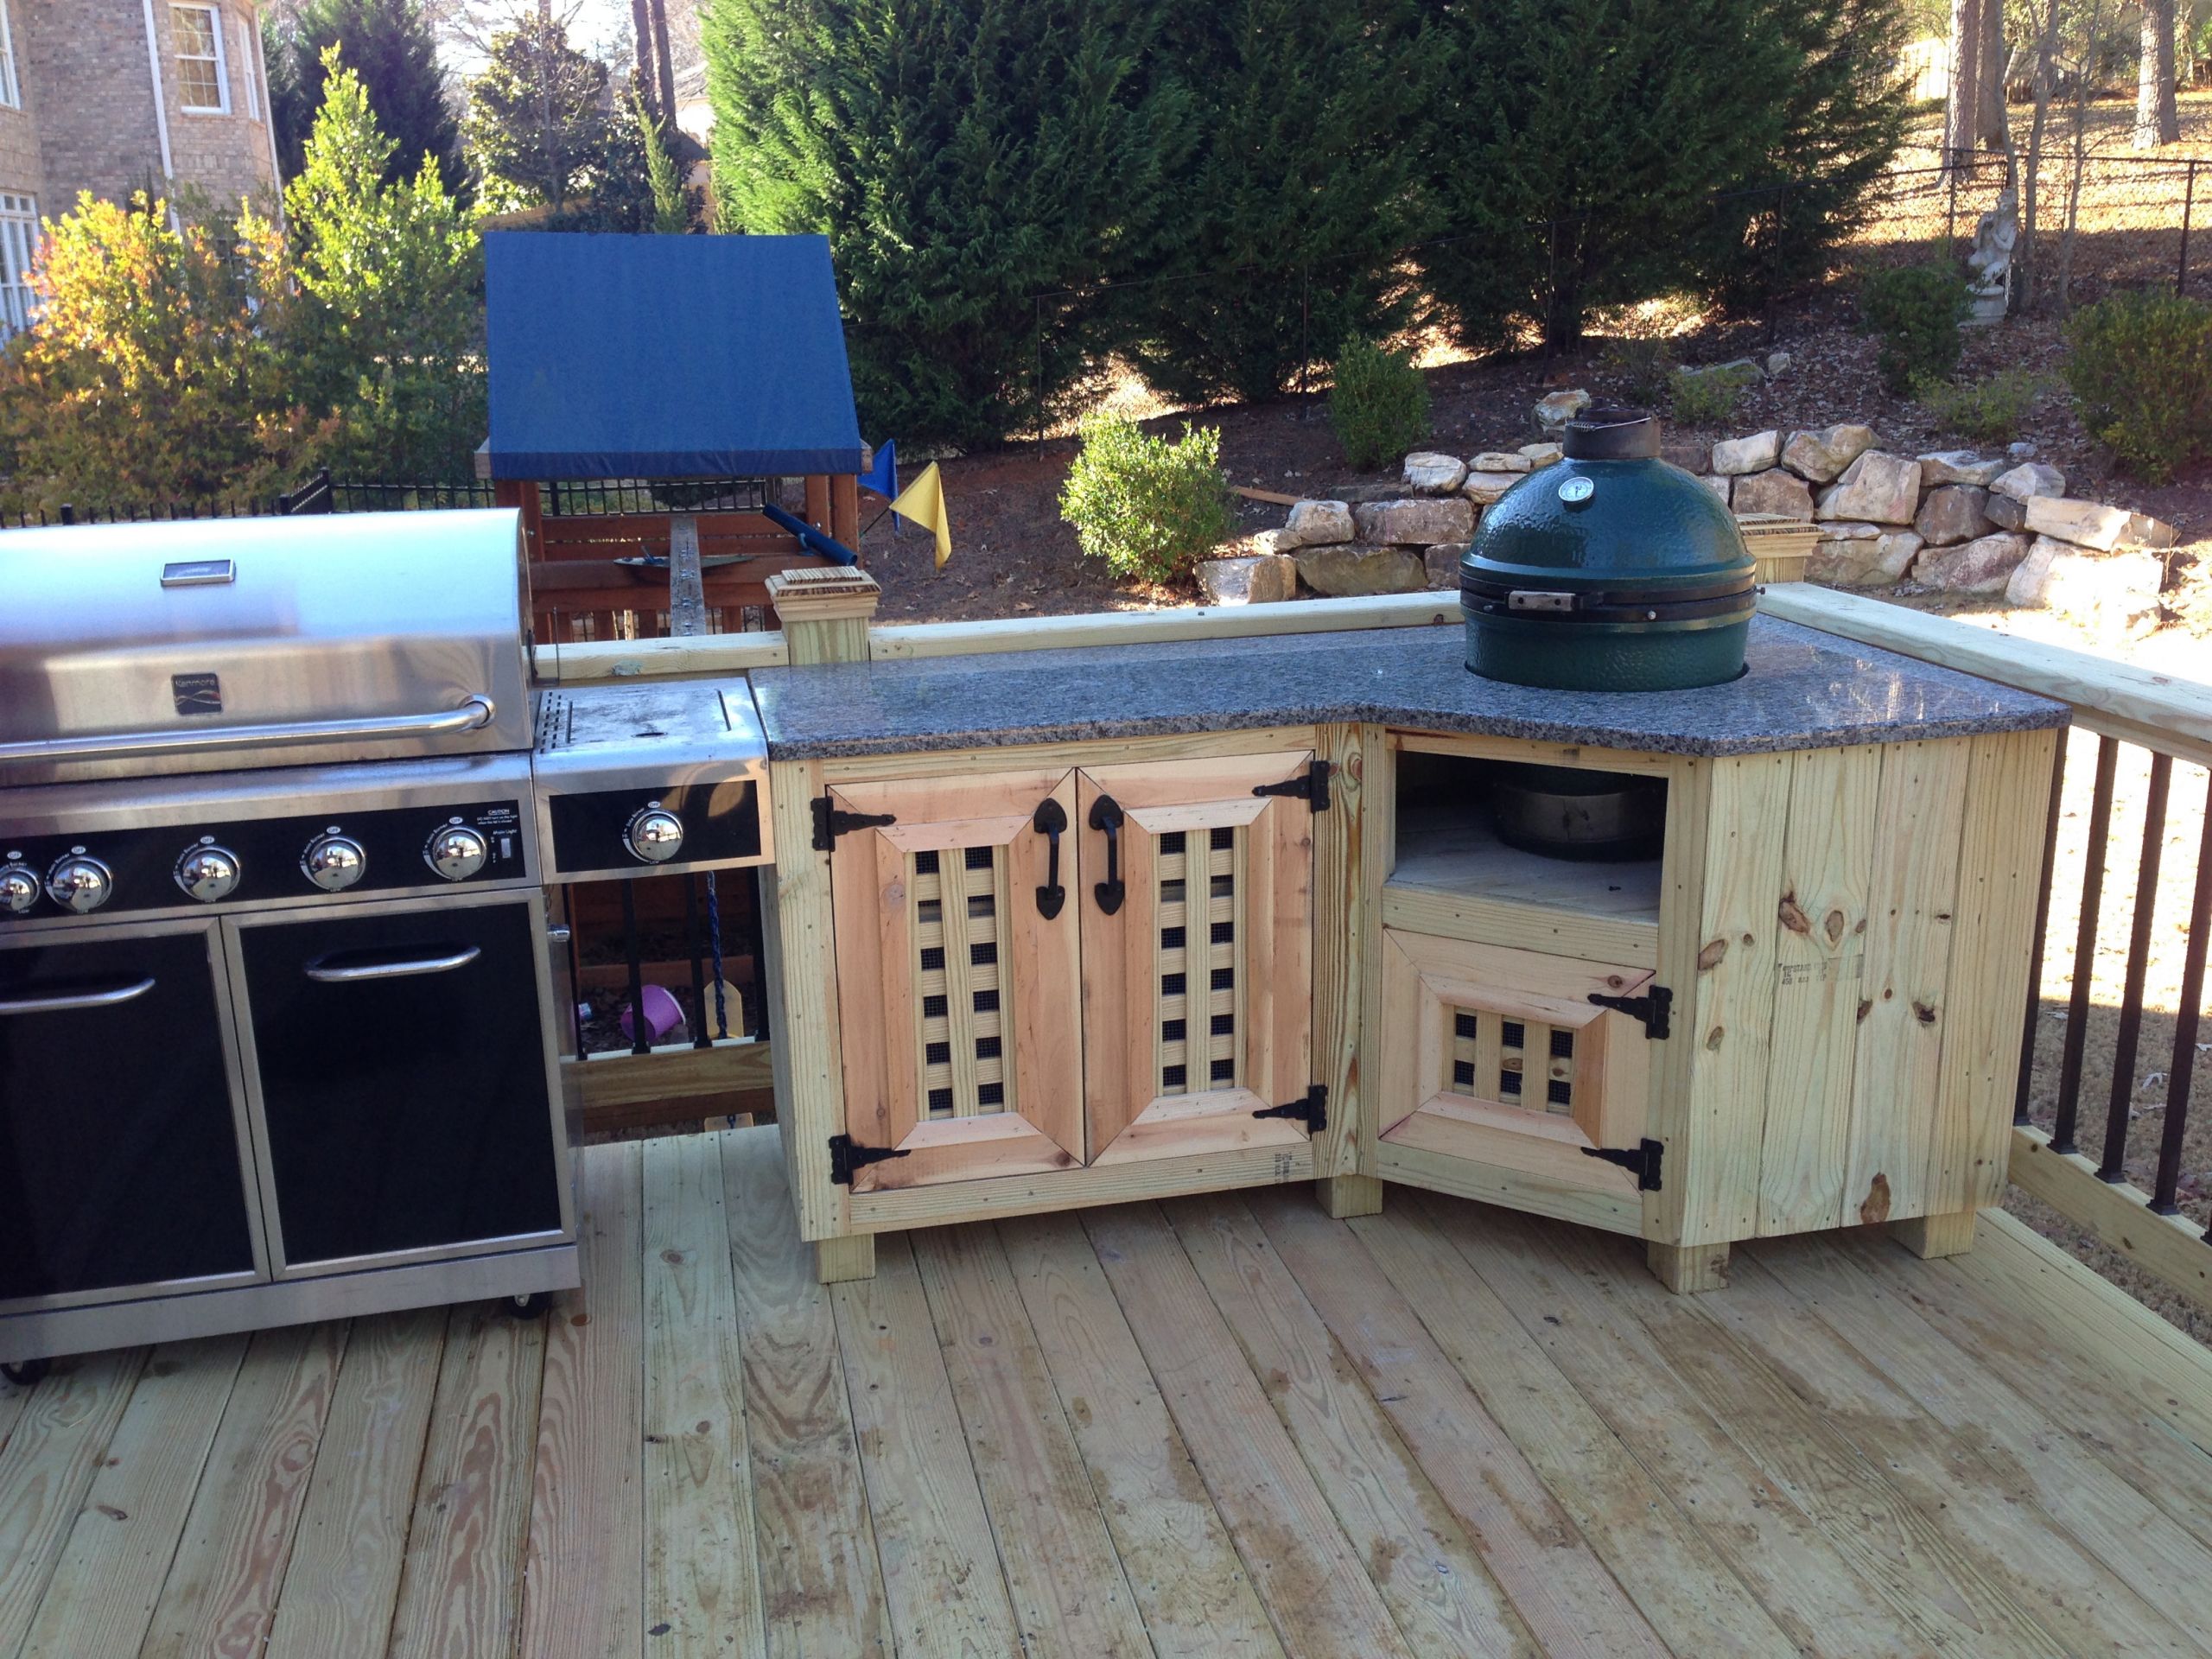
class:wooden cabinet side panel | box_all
[766,758,849,1242]
[1675,753,1792,1248]
[1926,728,2059,1213]
[1755,745,1883,1236]
[1310,723,1365,1179]
[1644,757,1711,1246]
[1843,741,1973,1225]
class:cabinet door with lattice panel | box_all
[1377,929,1652,1201]
[825,769,1083,1191]
[1077,751,1316,1166]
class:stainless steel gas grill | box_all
[0,512,591,1376]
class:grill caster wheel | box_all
[3,1357,51,1388]
[500,1292,550,1319]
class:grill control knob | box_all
[175,845,242,903]
[426,826,488,882]
[46,855,113,913]
[0,865,40,914]
[302,834,367,892]
[625,806,684,864]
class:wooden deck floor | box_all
[5,1128,2212,1659]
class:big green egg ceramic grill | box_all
[1459,409,1757,692]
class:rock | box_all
[1765,349,1793,375]
[1469,450,1533,474]
[1780,423,1877,483]
[1985,493,2027,532]
[1731,467,1815,518]
[1681,356,1763,383]
[1817,450,1922,525]
[1280,499,1354,548]
[1660,436,1711,474]
[1992,461,2064,501]
[1712,430,1783,475]
[1916,531,2030,593]
[1424,544,1467,589]
[1813,526,1921,587]
[1461,472,1525,507]
[1518,442,1564,468]
[1294,543,1428,597]
[1402,452,1469,494]
[1197,554,1299,606]
[1697,474,1732,505]
[2023,495,2175,552]
[2008,439,2038,458]
[1353,496,1477,546]
[1916,449,2005,487]
[1913,484,1992,547]
[2006,538,2164,630]
[1535,389,1590,430]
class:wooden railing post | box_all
[766,568,880,666]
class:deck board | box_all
[1,1126,2209,1659]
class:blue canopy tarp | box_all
[483,232,866,481]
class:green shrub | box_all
[1328,335,1430,470]
[1601,336,1679,407]
[1911,368,2044,442]
[1058,411,1236,583]
[1667,362,1759,426]
[1858,263,1969,394]
[2063,289,2212,482]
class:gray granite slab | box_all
[748,615,2067,761]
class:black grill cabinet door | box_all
[237,897,564,1268]
[0,926,257,1302]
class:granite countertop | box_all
[747,615,2068,762]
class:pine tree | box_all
[705,0,1192,448]
[268,0,461,196]
[637,86,690,232]
[1119,0,1432,405]
[463,14,611,214]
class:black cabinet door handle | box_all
[1090,794,1125,915]
[1033,798,1067,918]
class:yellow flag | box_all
[888,461,953,569]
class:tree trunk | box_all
[1945,0,1982,168]
[2136,0,2181,147]
[631,0,658,120]
[650,0,678,136]
[1976,0,2008,148]
[2016,0,2063,309]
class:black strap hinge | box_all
[1580,1136,1664,1191]
[1587,983,1672,1039]
[1253,1083,1327,1133]
[812,795,896,851]
[829,1133,910,1185]
[1251,760,1331,813]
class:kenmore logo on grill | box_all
[171,673,223,715]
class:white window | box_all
[0,0,21,111]
[235,16,259,118]
[171,3,229,114]
[0,194,39,338]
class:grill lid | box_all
[0,511,531,787]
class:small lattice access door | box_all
[825,769,1083,1191]
[1077,751,1315,1165]
[1376,930,1652,1201]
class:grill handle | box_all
[304,944,481,983]
[0,696,496,766]
[0,976,157,1015]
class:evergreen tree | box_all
[287,48,484,477]
[268,0,462,196]
[639,88,690,233]
[705,0,1192,448]
[1122,0,1432,405]
[464,14,612,214]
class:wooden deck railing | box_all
[1761,586,2212,1318]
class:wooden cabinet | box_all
[818,747,1322,1193]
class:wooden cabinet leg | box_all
[1646,1240,1731,1294]
[1892,1209,1979,1260]
[815,1235,875,1284]
[1317,1174,1384,1219]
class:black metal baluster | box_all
[2053,736,2120,1154]
[2099,752,2172,1182]
[683,874,711,1050]
[2152,777,2212,1214]
[621,880,650,1057]
[2017,729,2072,1124]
